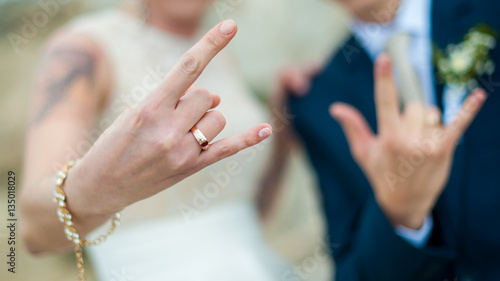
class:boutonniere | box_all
[434,25,497,89]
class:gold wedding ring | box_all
[191,126,210,151]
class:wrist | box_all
[377,199,430,230]
[390,212,427,230]
[62,162,115,222]
[53,160,121,280]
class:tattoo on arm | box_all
[32,48,97,125]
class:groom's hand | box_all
[330,54,486,230]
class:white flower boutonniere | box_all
[435,25,497,89]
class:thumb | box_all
[330,103,375,162]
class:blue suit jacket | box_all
[289,0,500,280]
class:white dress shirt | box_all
[351,0,436,248]
[352,0,436,105]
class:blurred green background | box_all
[0,0,349,280]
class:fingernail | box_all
[376,54,391,75]
[258,127,272,139]
[473,89,487,101]
[219,20,236,35]
[330,104,341,117]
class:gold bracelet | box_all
[54,160,121,281]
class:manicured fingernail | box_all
[259,127,272,139]
[219,20,236,35]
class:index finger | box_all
[374,54,401,135]
[149,20,238,107]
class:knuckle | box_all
[217,145,237,160]
[179,55,201,76]
[171,154,189,171]
[154,133,177,153]
[158,134,191,171]
[244,135,256,148]
[427,105,441,115]
[194,88,213,104]
[205,33,221,52]
[211,110,226,129]
[380,135,399,151]
[400,137,422,154]
[155,129,184,151]
[130,103,157,130]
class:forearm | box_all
[20,172,112,254]
[20,33,112,254]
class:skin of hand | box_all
[20,20,272,254]
[269,63,322,135]
[330,54,487,230]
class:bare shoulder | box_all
[43,26,106,62]
[30,28,113,125]
[41,27,112,85]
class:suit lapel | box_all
[336,36,379,133]
[431,0,479,254]
[431,0,475,48]
[431,0,476,110]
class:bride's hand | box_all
[269,62,320,135]
[256,63,320,220]
[330,54,486,230]
[64,20,273,220]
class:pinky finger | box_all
[198,123,272,166]
[444,89,487,146]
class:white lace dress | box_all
[65,9,290,281]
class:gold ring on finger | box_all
[190,126,210,151]
[425,113,441,127]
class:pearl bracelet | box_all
[54,160,121,281]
